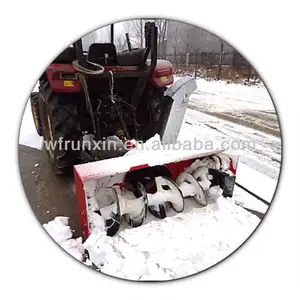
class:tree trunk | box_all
[140,19,143,48]
[217,39,224,80]
[173,48,178,67]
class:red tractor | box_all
[30,22,195,175]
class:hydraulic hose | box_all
[72,60,105,140]
[72,60,105,75]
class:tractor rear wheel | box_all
[30,92,43,136]
[39,81,82,175]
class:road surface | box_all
[18,144,81,237]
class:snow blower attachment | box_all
[74,150,239,238]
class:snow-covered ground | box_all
[20,77,281,280]
[181,108,280,180]
[182,77,281,181]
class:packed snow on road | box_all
[21,76,281,280]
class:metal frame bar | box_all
[110,24,114,44]
[72,21,158,78]
[73,39,85,66]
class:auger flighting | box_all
[96,155,234,236]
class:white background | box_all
[0,0,299,299]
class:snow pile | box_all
[43,197,260,281]
[43,216,85,261]
[86,197,259,280]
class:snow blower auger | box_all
[74,150,239,238]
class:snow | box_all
[43,196,260,280]
[235,162,277,203]
[173,77,281,211]
[76,142,224,181]
[184,77,281,181]
[234,186,268,214]
[181,108,281,180]
[43,216,85,261]
[190,78,274,112]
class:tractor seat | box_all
[87,43,118,66]
[117,48,145,66]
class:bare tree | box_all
[99,25,111,42]
[139,19,143,48]
[81,30,100,51]
[123,18,168,52]
[217,39,224,80]
[172,25,180,67]
[124,19,147,48]
[156,19,168,59]
[115,34,127,52]
[181,25,198,54]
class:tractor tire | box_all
[39,81,82,175]
[30,91,43,136]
